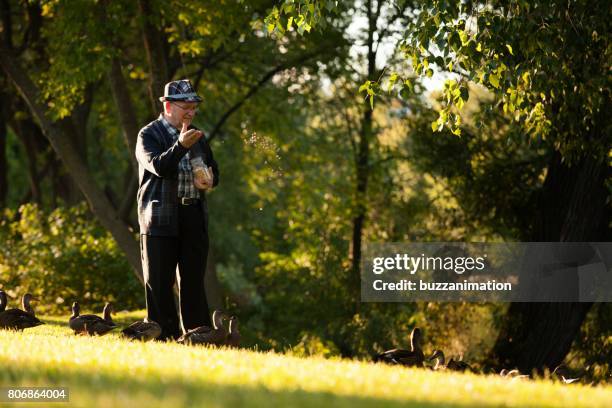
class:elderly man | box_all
[135,79,219,340]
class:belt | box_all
[179,197,200,206]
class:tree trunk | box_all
[108,57,139,171]
[350,0,378,296]
[17,151,53,207]
[138,0,170,116]
[118,170,139,224]
[0,46,144,284]
[204,248,223,311]
[53,86,93,205]
[45,127,80,205]
[492,151,611,372]
[69,84,92,160]
[9,112,49,204]
[351,107,371,288]
[0,92,7,207]
[108,56,140,222]
[20,128,42,204]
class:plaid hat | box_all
[159,79,202,102]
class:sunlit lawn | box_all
[0,310,610,407]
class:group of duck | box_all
[0,292,583,383]
[0,290,240,347]
[372,327,581,384]
[373,327,471,372]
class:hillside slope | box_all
[0,311,609,407]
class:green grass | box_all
[0,310,610,407]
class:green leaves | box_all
[258,0,608,162]
[427,79,470,135]
[403,1,577,147]
[431,119,442,132]
[262,1,338,36]
[488,73,500,89]
[358,71,419,109]
[359,80,380,109]
[0,203,141,314]
[387,72,399,92]
[399,79,415,100]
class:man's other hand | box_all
[179,122,203,148]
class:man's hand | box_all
[194,176,211,191]
[178,121,203,148]
[194,166,213,190]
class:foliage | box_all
[2,316,610,407]
[275,1,611,163]
[37,0,130,119]
[569,302,612,381]
[398,1,609,162]
[0,203,142,313]
[260,0,340,35]
[400,86,551,240]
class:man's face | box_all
[165,101,199,125]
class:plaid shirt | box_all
[159,115,199,199]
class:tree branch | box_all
[108,57,139,171]
[0,0,13,49]
[138,0,170,115]
[207,50,323,141]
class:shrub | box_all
[0,203,142,314]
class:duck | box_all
[22,293,38,316]
[0,290,44,330]
[428,349,446,370]
[121,318,162,342]
[427,349,473,372]
[177,310,228,346]
[225,316,240,348]
[372,327,425,367]
[102,302,115,324]
[552,364,581,384]
[68,301,117,336]
[446,358,473,372]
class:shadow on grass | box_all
[0,359,499,408]
[37,315,68,327]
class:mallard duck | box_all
[446,358,473,372]
[121,318,162,341]
[0,290,44,330]
[552,364,581,384]
[427,349,473,372]
[177,310,227,346]
[428,349,446,370]
[68,301,117,336]
[102,302,114,324]
[22,293,38,316]
[225,316,240,348]
[373,327,425,367]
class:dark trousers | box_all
[140,203,211,340]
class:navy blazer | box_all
[135,117,219,236]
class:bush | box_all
[0,203,143,314]
[568,302,612,383]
